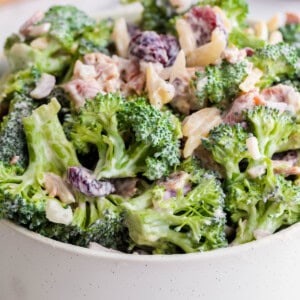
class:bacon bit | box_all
[19,11,45,37]
[262,84,300,114]
[73,60,97,80]
[272,160,300,176]
[286,12,300,24]
[64,79,101,110]
[223,47,247,64]
[160,171,190,192]
[223,90,259,124]
[83,53,121,92]
[9,156,20,166]
[253,95,266,106]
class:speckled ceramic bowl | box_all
[2,2,300,299]
[1,219,300,300]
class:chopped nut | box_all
[46,199,73,225]
[43,172,75,204]
[9,156,20,166]
[30,73,56,99]
[254,21,268,41]
[246,136,262,160]
[269,30,283,45]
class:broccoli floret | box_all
[66,94,181,180]
[4,6,112,78]
[0,98,129,250]
[0,93,37,170]
[227,174,300,245]
[137,0,178,33]
[0,98,79,227]
[194,60,248,108]
[228,27,266,49]
[280,23,300,55]
[250,43,298,88]
[77,19,113,56]
[245,106,295,158]
[5,40,71,77]
[122,162,227,253]
[39,5,95,51]
[203,105,300,244]
[202,124,250,179]
[0,68,40,104]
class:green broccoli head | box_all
[0,98,129,250]
[123,162,227,253]
[0,98,79,232]
[245,106,295,158]
[0,93,37,170]
[138,0,178,33]
[38,5,95,51]
[250,43,298,88]
[227,174,300,245]
[202,123,250,179]
[194,60,248,109]
[280,23,300,56]
[5,40,71,77]
[66,94,181,180]
[228,27,266,49]
[4,6,112,77]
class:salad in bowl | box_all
[1,0,300,255]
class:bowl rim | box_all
[2,219,300,262]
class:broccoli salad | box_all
[0,0,300,255]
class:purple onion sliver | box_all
[67,166,115,197]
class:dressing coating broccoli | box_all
[66,94,181,180]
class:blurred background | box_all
[0,0,300,47]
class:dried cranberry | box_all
[163,34,180,66]
[185,6,227,47]
[129,31,179,67]
[245,47,255,57]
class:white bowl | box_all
[1,2,300,299]
[1,219,300,299]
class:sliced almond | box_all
[146,63,175,108]
[186,28,227,67]
[176,18,197,54]
[239,68,263,93]
[111,17,131,58]
[182,107,222,158]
